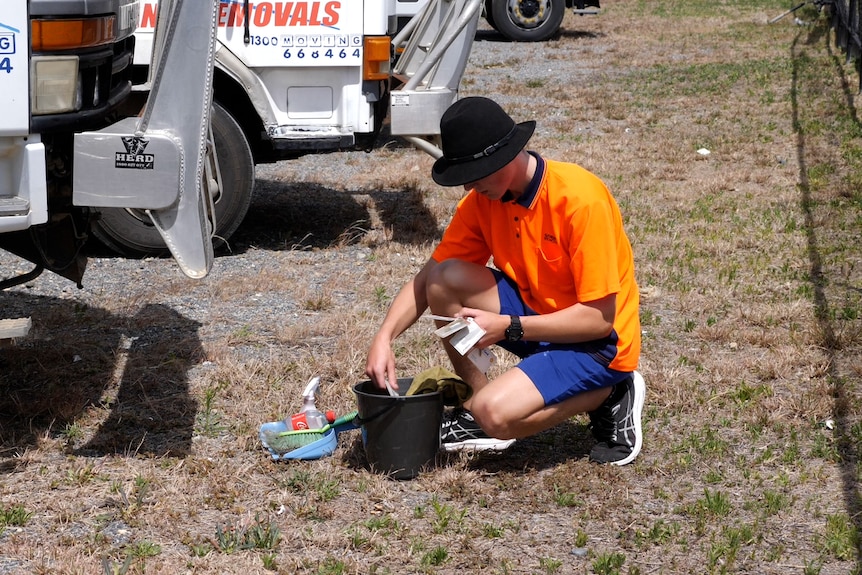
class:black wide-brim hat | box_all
[432,97,536,187]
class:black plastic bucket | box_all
[353,379,443,480]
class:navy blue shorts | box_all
[492,269,630,406]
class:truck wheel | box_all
[91,101,254,257]
[484,0,499,30]
[491,0,564,42]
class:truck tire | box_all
[491,0,564,42]
[484,0,499,31]
[91,101,254,257]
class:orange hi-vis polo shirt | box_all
[431,156,641,373]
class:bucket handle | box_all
[352,397,404,427]
[332,410,361,434]
[327,405,398,433]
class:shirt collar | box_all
[509,151,544,207]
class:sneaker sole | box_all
[610,370,645,466]
[442,438,516,453]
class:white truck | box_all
[397,0,599,42]
[477,0,599,42]
[0,0,220,340]
[91,0,483,255]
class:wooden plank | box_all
[0,317,32,344]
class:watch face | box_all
[506,318,523,342]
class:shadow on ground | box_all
[219,180,441,254]
[0,292,202,467]
[84,178,442,260]
[792,20,862,570]
[339,419,593,477]
[473,28,601,43]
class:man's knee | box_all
[470,395,517,440]
[426,259,476,304]
[427,259,463,290]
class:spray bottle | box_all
[288,376,336,430]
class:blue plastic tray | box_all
[259,421,338,461]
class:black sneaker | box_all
[440,408,516,452]
[588,372,645,465]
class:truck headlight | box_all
[31,56,80,115]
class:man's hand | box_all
[455,307,510,347]
[364,334,399,390]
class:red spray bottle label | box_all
[289,409,336,430]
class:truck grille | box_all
[30,35,135,134]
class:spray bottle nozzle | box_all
[301,376,321,402]
[288,376,331,430]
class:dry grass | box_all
[2,1,862,573]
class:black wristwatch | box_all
[505,315,524,342]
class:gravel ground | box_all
[0,170,382,346]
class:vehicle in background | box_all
[94,0,481,256]
[0,0,219,341]
[400,0,600,42]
